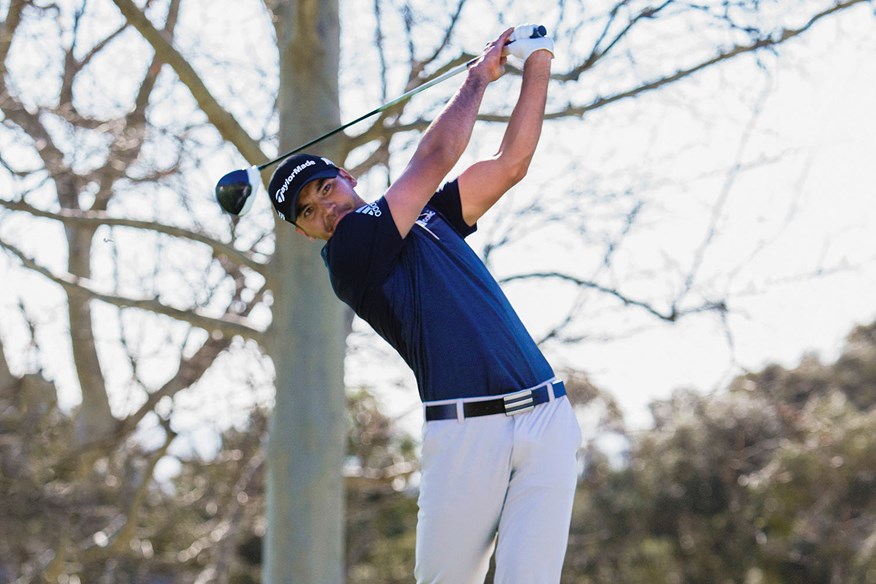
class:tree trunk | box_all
[264,1,346,582]
[65,221,115,444]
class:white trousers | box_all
[414,394,581,584]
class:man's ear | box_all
[295,225,316,241]
[338,168,357,187]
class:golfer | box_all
[269,26,580,584]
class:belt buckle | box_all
[503,389,535,416]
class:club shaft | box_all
[256,57,477,171]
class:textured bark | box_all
[263,2,347,582]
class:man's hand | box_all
[468,28,514,84]
[505,24,555,64]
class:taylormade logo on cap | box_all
[268,153,340,225]
[274,159,316,203]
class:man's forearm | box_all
[414,70,490,170]
[497,51,552,169]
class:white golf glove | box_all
[506,24,554,63]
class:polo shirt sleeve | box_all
[427,179,477,238]
[322,197,403,309]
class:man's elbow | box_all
[505,155,533,186]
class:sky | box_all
[1,1,874,454]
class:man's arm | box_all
[384,28,513,239]
[457,49,552,226]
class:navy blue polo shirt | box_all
[321,179,553,402]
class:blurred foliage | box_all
[2,321,875,582]
[566,321,876,584]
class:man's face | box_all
[294,169,365,241]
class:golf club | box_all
[215,25,548,216]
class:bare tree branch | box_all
[92,0,183,212]
[546,0,869,113]
[110,0,267,166]
[0,238,265,342]
[0,197,267,274]
[419,0,467,69]
[678,78,770,302]
[500,271,727,322]
[341,52,477,157]
[576,0,673,77]
[0,95,71,185]
[373,0,388,103]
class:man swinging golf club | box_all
[269,26,581,583]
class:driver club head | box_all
[215,165,260,216]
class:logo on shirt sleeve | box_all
[355,202,382,217]
[415,210,435,228]
[415,210,440,240]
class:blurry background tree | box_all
[1,0,873,582]
[565,321,876,584]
